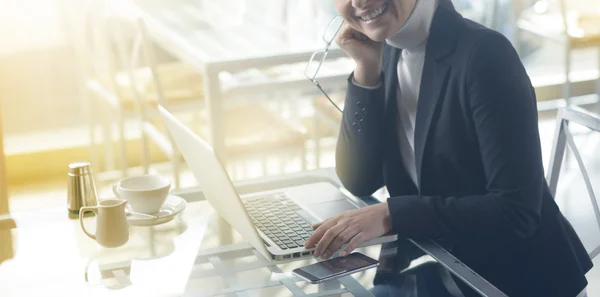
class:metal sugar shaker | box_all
[67,162,98,214]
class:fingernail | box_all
[340,250,347,257]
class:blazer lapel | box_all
[383,45,401,113]
[382,44,420,194]
[414,6,460,189]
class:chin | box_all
[365,33,386,42]
[364,28,392,42]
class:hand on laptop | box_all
[304,202,392,259]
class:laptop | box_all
[159,105,396,261]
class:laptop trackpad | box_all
[307,200,359,221]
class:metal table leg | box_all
[202,67,227,164]
[202,67,231,243]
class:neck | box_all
[385,0,438,50]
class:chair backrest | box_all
[109,11,169,116]
[61,0,117,88]
[546,106,600,260]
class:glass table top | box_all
[0,196,383,297]
[0,200,209,297]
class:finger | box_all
[321,227,358,259]
[311,221,323,230]
[336,23,355,39]
[340,232,365,257]
[315,223,347,259]
[336,23,361,44]
[337,22,376,44]
[305,217,337,248]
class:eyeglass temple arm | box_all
[314,81,343,113]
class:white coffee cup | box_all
[112,175,171,214]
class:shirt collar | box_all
[385,0,438,51]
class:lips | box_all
[359,2,389,22]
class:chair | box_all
[110,14,201,189]
[547,106,600,260]
[111,9,309,183]
[61,0,205,187]
[61,0,130,180]
[516,0,600,104]
[171,105,308,179]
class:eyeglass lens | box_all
[305,50,328,81]
[323,16,344,44]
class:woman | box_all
[304,0,593,296]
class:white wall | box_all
[0,0,66,55]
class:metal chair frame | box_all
[64,0,129,181]
[547,106,600,259]
[109,3,317,183]
[110,14,183,188]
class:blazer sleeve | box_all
[387,32,545,247]
[335,72,387,197]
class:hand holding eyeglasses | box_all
[336,23,384,88]
[305,17,384,113]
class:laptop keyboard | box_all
[242,193,315,250]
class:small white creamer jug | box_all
[79,199,129,248]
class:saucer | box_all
[126,195,187,226]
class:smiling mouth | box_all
[360,2,389,22]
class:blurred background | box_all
[0,0,599,293]
[0,0,599,215]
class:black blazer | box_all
[336,4,593,297]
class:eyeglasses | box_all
[305,16,344,113]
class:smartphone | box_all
[292,252,379,284]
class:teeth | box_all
[361,3,388,21]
